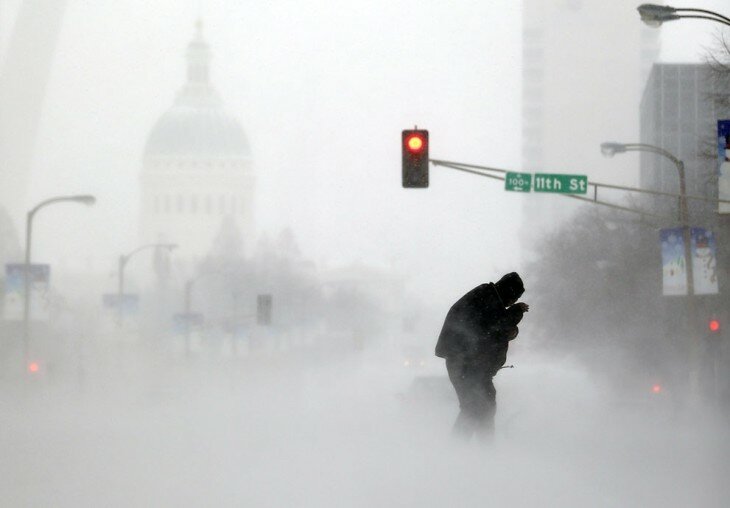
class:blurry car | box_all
[401,346,432,369]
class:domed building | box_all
[140,22,254,265]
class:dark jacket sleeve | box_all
[492,305,525,335]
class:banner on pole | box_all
[3,263,50,321]
[691,227,718,295]
[660,228,686,296]
[718,120,730,214]
[660,228,719,296]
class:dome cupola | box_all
[143,21,251,160]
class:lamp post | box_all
[637,4,730,27]
[23,195,96,371]
[601,142,701,396]
[117,243,177,325]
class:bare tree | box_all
[706,34,730,111]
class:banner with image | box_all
[691,227,718,295]
[661,228,686,296]
[660,228,719,295]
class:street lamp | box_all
[24,195,96,371]
[117,243,177,325]
[601,142,701,396]
[637,4,730,27]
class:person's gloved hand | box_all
[514,302,529,313]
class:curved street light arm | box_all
[122,243,177,264]
[29,194,95,218]
[676,14,730,26]
[676,8,730,25]
[620,143,683,166]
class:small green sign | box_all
[533,173,588,194]
[505,172,532,192]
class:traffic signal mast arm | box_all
[429,158,730,226]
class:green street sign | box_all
[533,173,588,194]
[505,172,532,192]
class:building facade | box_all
[521,0,660,236]
[640,63,729,219]
[139,23,255,267]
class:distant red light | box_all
[709,319,720,333]
[406,134,425,153]
[652,384,662,394]
[28,362,39,373]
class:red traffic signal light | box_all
[28,362,40,373]
[709,319,721,333]
[405,132,425,153]
[402,129,429,188]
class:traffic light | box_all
[709,318,721,334]
[257,294,272,326]
[402,129,429,188]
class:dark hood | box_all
[495,272,524,305]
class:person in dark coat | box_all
[435,272,528,441]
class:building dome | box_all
[143,21,251,160]
[144,104,251,158]
[139,21,256,264]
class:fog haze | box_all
[2,1,730,506]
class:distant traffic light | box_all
[28,362,39,374]
[257,294,272,326]
[402,129,429,188]
[709,318,721,333]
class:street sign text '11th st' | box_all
[534,173,587,194]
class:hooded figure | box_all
[435,272,528,441]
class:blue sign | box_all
[719,120,730,214]
[4,263,50,320]
[173,312,204,334]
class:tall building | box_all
[521,1,660,237]
[139,22,255,266]
[640,63,729,219]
